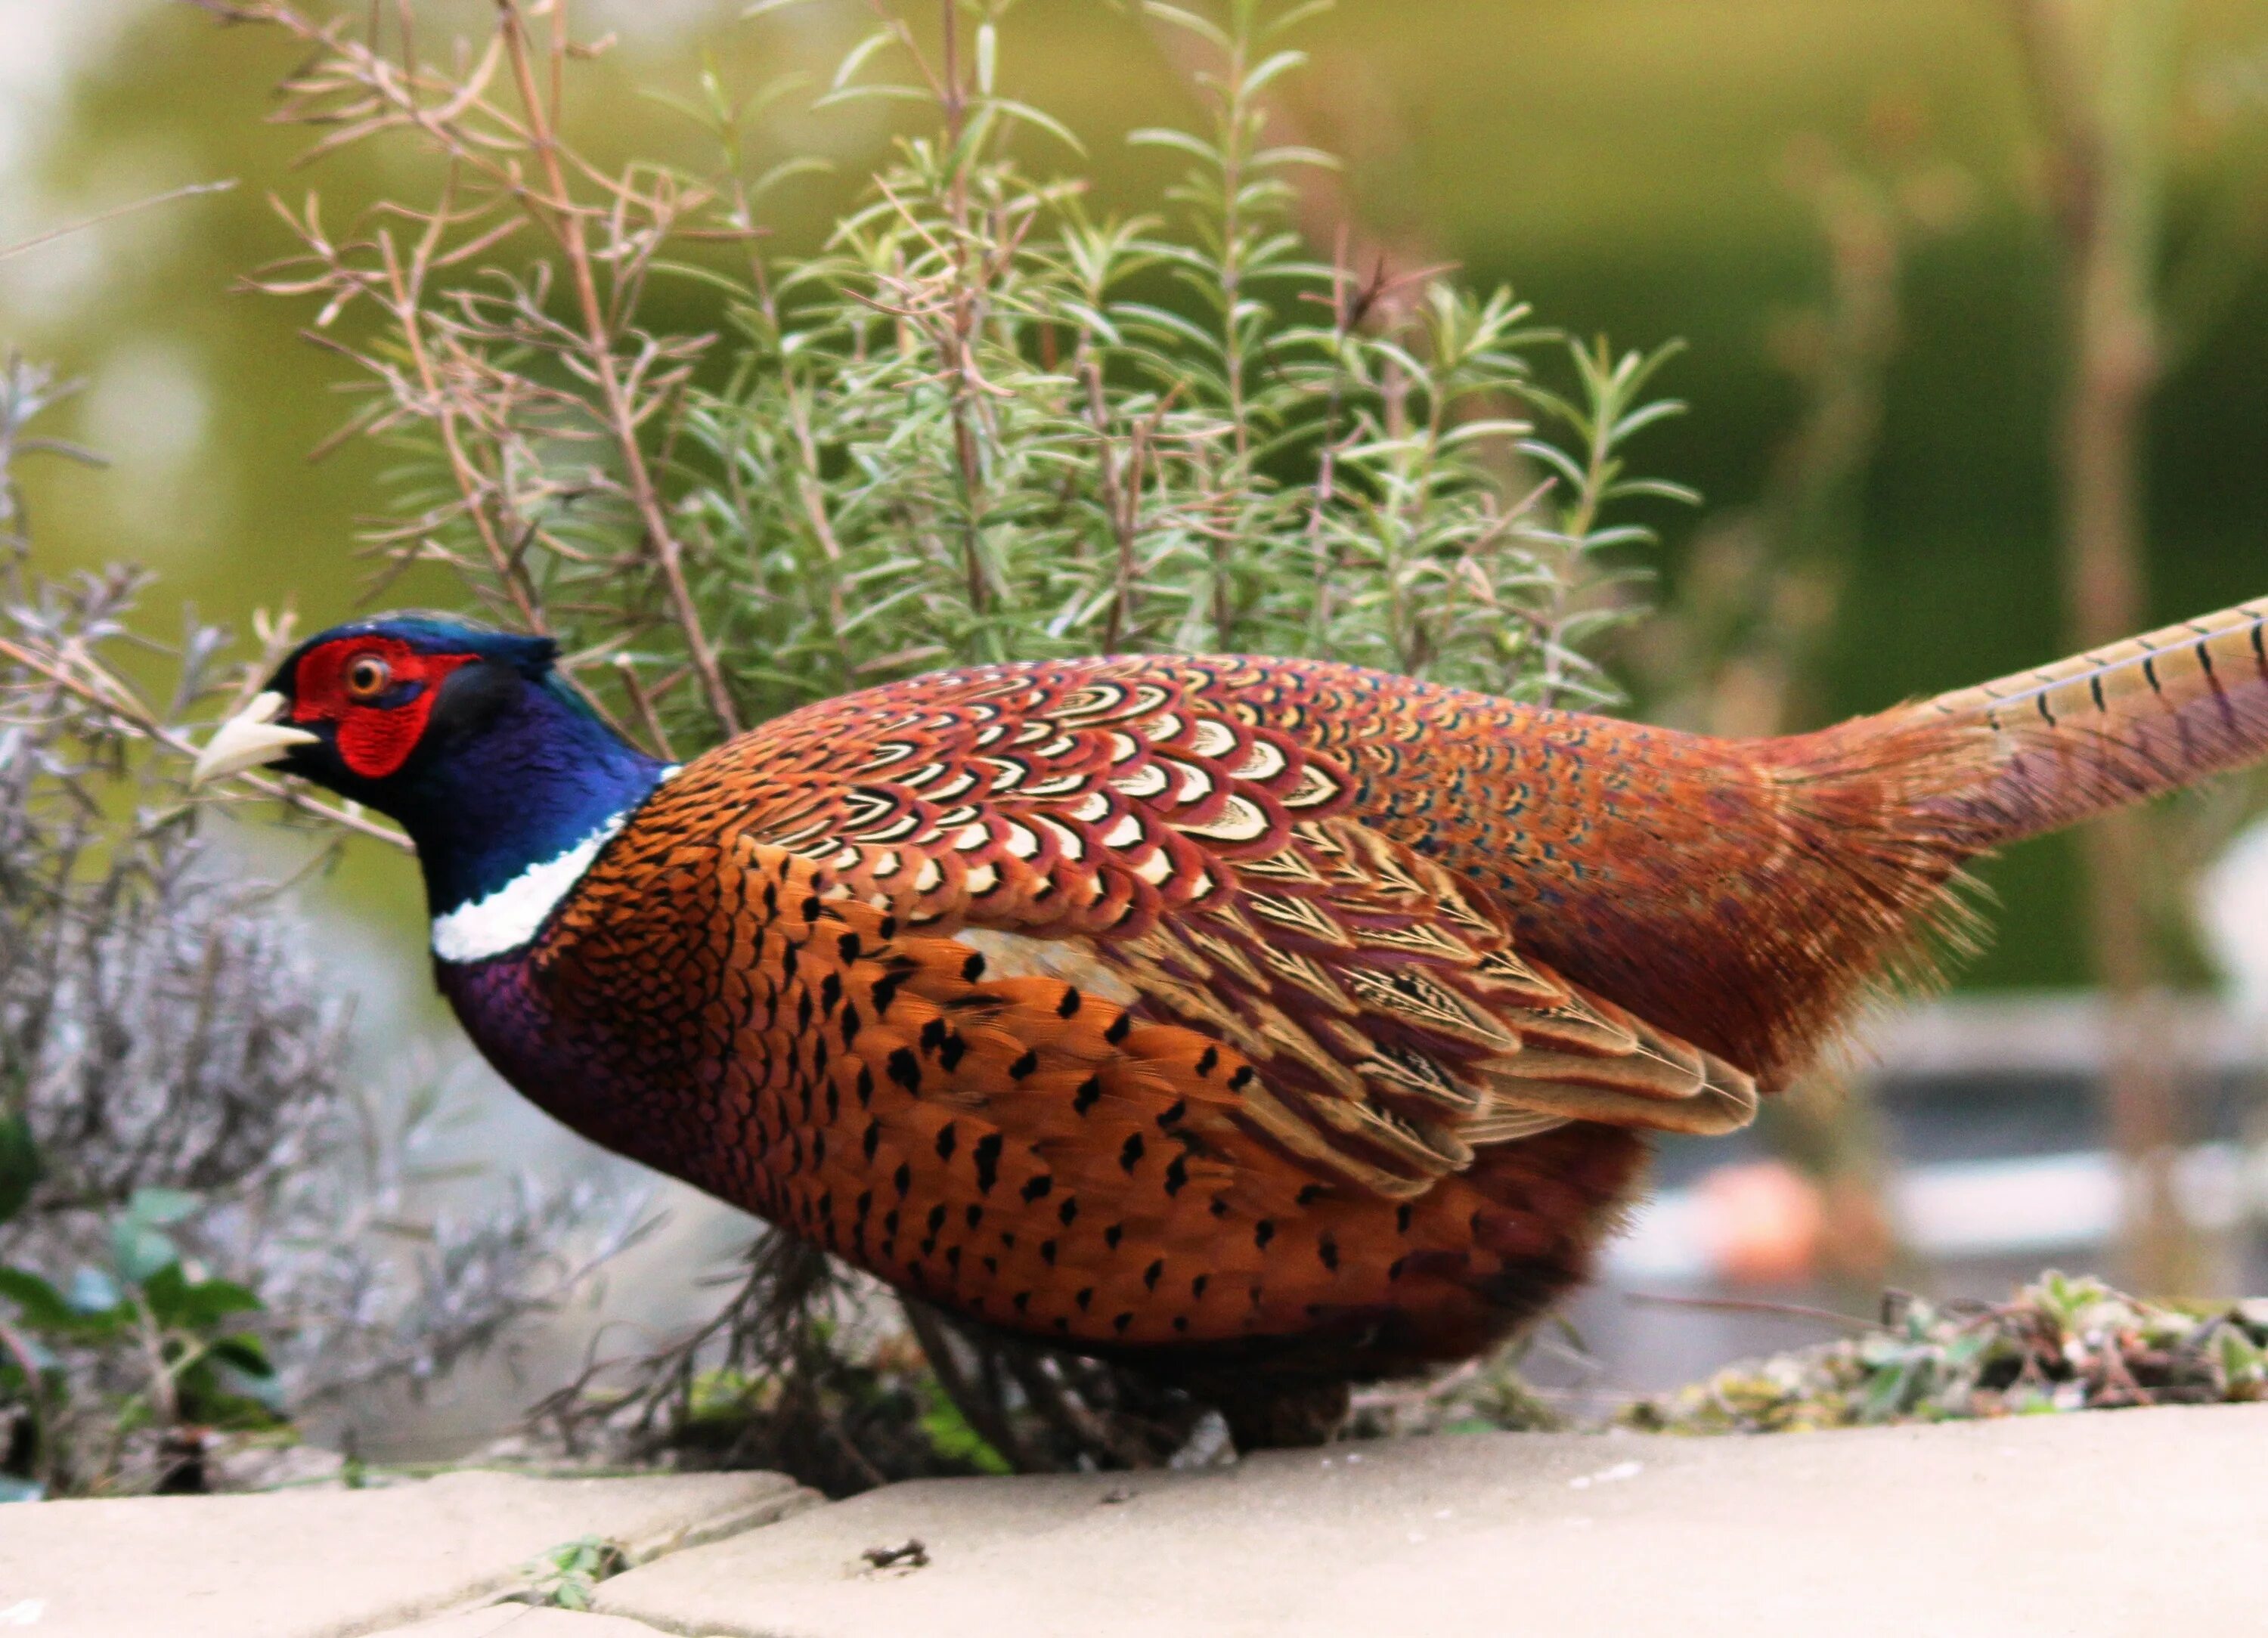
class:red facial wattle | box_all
[291,636,473,780]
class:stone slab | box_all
[0,1469,812,1638]
[378,1608,677,1636]
[594,1403,2268,1638]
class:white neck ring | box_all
[429,812,626,965]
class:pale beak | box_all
[191,692,320,788]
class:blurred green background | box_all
[4,0,2265,986]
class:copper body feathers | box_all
[440,599,2268,1387]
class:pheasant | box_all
[195,597,2268,1445]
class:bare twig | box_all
[0,633,411,850]
[493,2,739,733]
[1622,1290,1883,1333]
[0,179,241,264]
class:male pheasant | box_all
[196,597,2268,1444]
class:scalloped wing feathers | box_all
[696,657,1761,1167]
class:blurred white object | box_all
[2200,816,2268,1019]
[1854,992,2264,1075]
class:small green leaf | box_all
[0,1114,40,1227]
[207,1334,276,1379]
[126,1187,200,1228]
[180,1278,264,1327]
[0,1267,74,1330]
[916,1380,1012,1475]
[112,1219,178,1287]
[67,1267,122,1318]
[140,1261,191,1324]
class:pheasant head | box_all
[194,616,666,961]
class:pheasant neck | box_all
[426,801,652,965]
[387,676,668,960]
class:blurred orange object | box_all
[1698,1161,1827,1284]
[1819,1170,1898,1283]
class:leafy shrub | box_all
[218,0,1686,742]
[0,1186,281,1500]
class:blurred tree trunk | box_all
[2010,0,2196,1293]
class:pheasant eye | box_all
[345,655,392,701]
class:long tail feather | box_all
[1911,596,2268,847]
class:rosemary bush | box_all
[195,0,1693,1485]
[217,0,1687,747]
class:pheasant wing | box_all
[703,658,1758,1198]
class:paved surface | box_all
[9,1405,2265,1636]
[0,1469,812,1638]
[594,1403,2268,1638]
[380,1612,677,1638]
[379,1611,680,1637]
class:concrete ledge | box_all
[13,1406,2260,1637]
[0,1469,814,1638]
[378,1609,680,1637]
[593,1404,2268,1638]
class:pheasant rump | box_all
[196,598,2268,1443]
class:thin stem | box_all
[0,1321,54,1494]
[494,0,741,735]
[2014,0,2191,1294]
[611,655,677,762]
[1084,360,1140,652]
[374,203,544,632]
[0,179,240,265]
[1210,36,1253,649]
[901,1299,1046,1474]
[1622,1290,1882,1332]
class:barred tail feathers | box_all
[1912,596,2268,847]
[1498,596,2266,1086]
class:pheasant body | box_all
[198,599,2268,1419]
[438,655,1765,1383]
